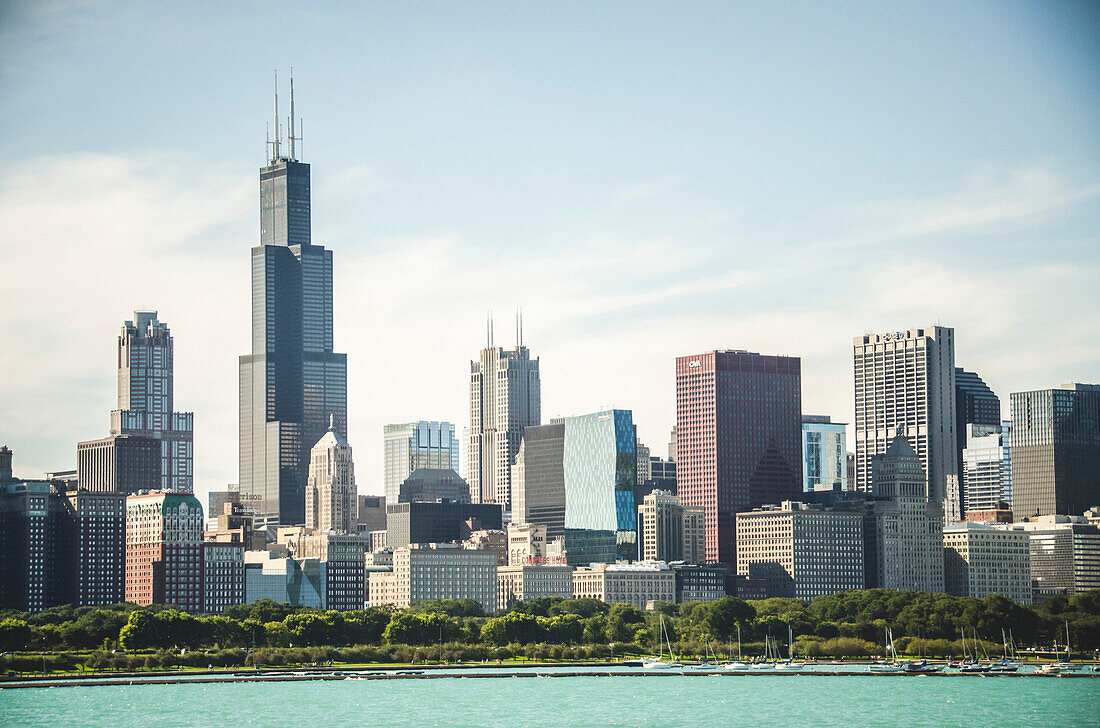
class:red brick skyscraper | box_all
[675,350,802,566]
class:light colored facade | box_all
[467,338,540,509]
[110,311,194,493]
[995,515,1100,598]
[735,502,864,600]
[203,541,245,614]
[962,424,1010,513]
[497,564,573,611]
[124,491,204,611]
[864,437,946,593]
[244,550,323,608]
[304,418,356,534]
[572,561,675,608]
[942,522,1030,603]
[802,415,847,492]
[636,441,652,484]
[383,421,460,506]
[637,490,706,564]
[508,523,548,565]
[367,544,497,612]
[853,327,960,523]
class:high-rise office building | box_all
[76,434,161,495]
[802,415,847,492]
[0,480,62,612]
[356,495,386,535]
[108,311,194,493]
[124,491,204,611]
[383,421,460,506]
[637,490,706,564]
[305,417,357,534]
[961,423,1011,513]
[240,81,348,526]
[675,350,803,566]
[511,410,637,564]
[853,327,960,522]
[954,368,1000,509]
[1009,384,1100,521]
[466,323,540,509]
[202,541,245,615]
[995,515,1100,598]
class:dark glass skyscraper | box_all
[240,85,347,526]
[954,367,1001,513]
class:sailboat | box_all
[774,626,805,670]
[989,628,1019,673]
[723,625,751,671]
[869,627,905,672]
[959,628,991,672]
[642,614,683,669]
[686,634,723,672]
[1050,620,1082,672]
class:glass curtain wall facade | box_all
[240,149,348,527]
[802,415,847,492]
[383,421,460,505]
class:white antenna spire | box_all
[520,307,524,347]
[288,68,297,161]
[273,70,282,160]
[265,122,271,164]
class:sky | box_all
[1,1,1098,507]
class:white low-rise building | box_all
[572,561,674,608]
[367,543,497,612]
[943,522,1031,603]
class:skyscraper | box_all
[108,311,194,493]
[853,327,960,522]
[383,421,460,505]
[801,415,847,492]
[466,320,540,509]
[954,367,1000,513]
[1009,384,1100,521]
[305,417,357,534]
[511,410,638,564]
[675,350,803,566]
[240,78,348,526]
[124,491,204,612]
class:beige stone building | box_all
[304,417,356,534]
[367,544,497,612]
[637,490,706,564]
[465,529,508,565]
[943,522,1031,603]
[735,501,864,600]
[497,564,573,611]
[572,561,674,608]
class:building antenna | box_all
[265,122,271,164]
[273,70,282,160]
[288,68,298,161]
[515,307,520,348]
[520,307,524,347]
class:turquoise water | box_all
[2,675,1098,727]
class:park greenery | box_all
[1,589,1097,673]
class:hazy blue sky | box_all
[2,1,1098,505]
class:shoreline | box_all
[3,663,1098,689]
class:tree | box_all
[383,612,458,646]
[703,597,756,640]
[606,604,645,643]
[481,613,546,646]
[0,618,34,651]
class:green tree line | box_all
[2,590,1097,657]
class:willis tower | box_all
[239,75,348,526]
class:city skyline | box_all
[2,2,1099,509]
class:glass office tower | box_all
[239,108,348,526]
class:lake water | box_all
[3,672,1098,727]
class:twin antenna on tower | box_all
[266,69,303,164]
[485,308,525,349]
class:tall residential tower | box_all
[240,78,348,526]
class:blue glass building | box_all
[513,409,637,563]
